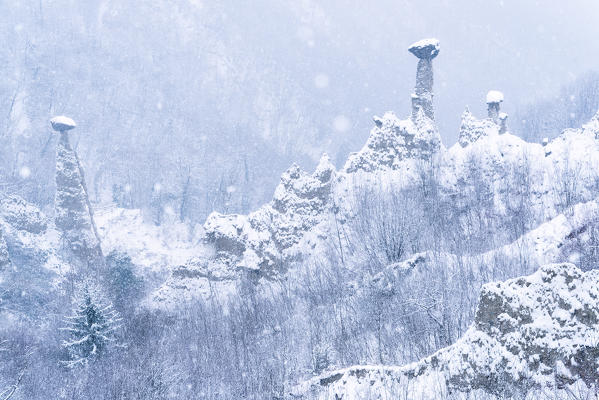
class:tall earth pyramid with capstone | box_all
[52,116,104,268]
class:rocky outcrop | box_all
[152,257,237,307]
[297,263,599,399]
[204,154,336,275]
[0,195,47,234]
[344,110,441,172]
[0,194,63,275]
[53,118,104,268]
[342,39,441,173]
[457,107,499,147]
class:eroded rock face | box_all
[299,263,599,399]
[344,111,441,173]
[0,229,10,271]
[0,195,63,277]
[204,154,336,275]
[55,131,104,267]
[448,263,599,394]
[0,195,48,234]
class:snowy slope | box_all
[296,263,599,399]
[95,207,207,275]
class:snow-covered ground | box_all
[95,206,208,275]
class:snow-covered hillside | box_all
[295,263,599,399]
[152,96,599,307]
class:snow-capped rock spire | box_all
[408,38,440,121]
[486,90,504,123]
[52,116,105,268]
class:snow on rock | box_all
[0,195,63,275]
[204,154,335,274]
[344,111,441,172]
[0,195,48,234]
[298,263,599,399]
[152,256,237,308]
[485,90,504,104]
[498,112,508,134]
[457,107,499,147]
[486,91,504,123]
[408,38,440,60]
[444,107,599,221]
[50,115,76,132]
[54,130,104,268]
[154,154,337,305]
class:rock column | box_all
[408,38,440,121]
[52,116,104,268]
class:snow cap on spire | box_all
[50,116,77,132]
[408,38,440,60]
[486,90,504,105]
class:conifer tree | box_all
[61,282,121,368]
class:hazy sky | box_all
[3,0,599,211]
[253,0,599,145]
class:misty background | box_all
[2,0,599,223]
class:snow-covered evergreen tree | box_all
[60,282,121,368]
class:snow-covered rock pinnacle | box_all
[297,263,599,399]
[409,38,440,121]
[53,118,104,268]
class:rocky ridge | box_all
[151,37,599,306]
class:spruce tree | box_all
[61,282,121,368]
